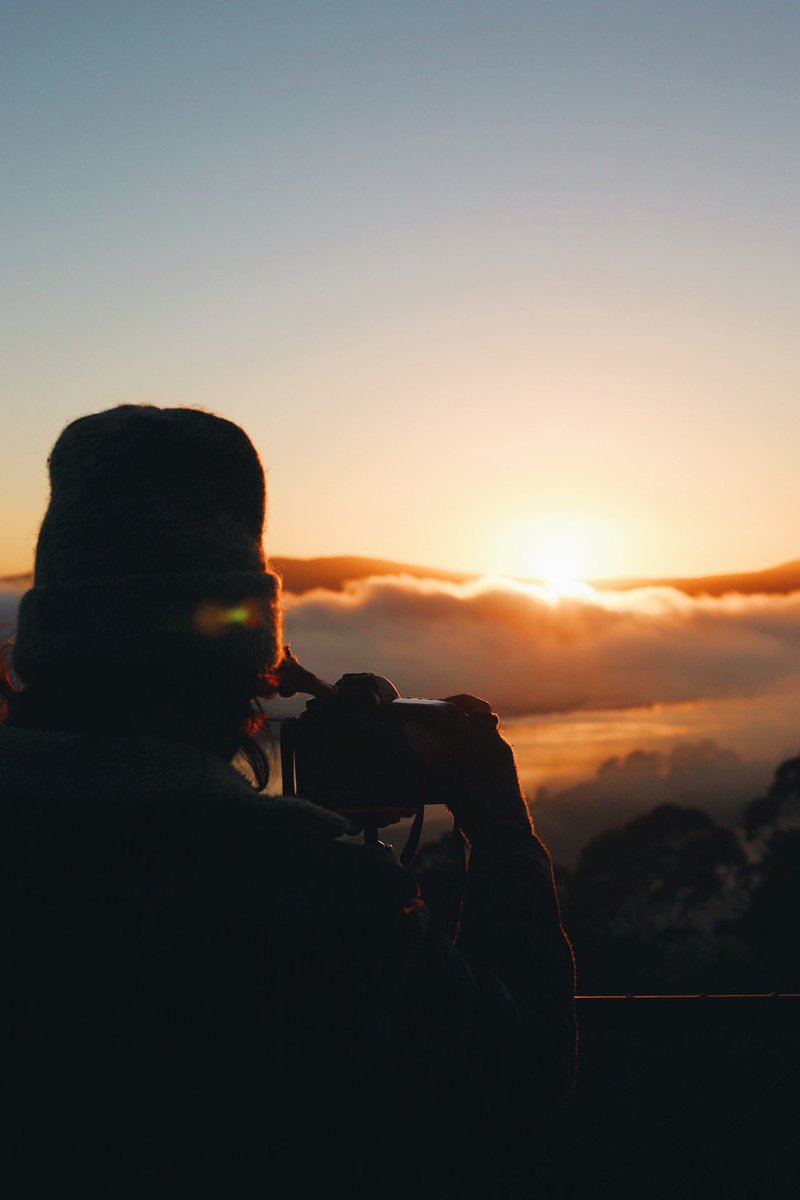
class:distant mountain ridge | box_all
[270,556,473,592]
[4,555,800,597]
[274,555,800,596]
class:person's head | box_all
[2,405,282,785]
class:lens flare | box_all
[495,513,625,591]
[193,598,266,636]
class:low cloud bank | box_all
[4,574,796,856]
[0,589,21,639]
[284,575,800,715]
[532,740,771,866]
[5,574,800,721]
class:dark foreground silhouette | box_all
[1,405,576,1198]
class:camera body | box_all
[280,673,469,819]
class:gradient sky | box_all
[3,1,799,579]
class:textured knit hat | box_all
[13,405,282,684]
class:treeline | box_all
[412,756,800,994]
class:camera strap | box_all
[399,808,425,866]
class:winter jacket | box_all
[0,725,575,1197]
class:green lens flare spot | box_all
[193,599,264,636]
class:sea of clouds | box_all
[0,587,22,639]
[277,573,800,858]
[280,574,800,716]
[6,574,800,715]
[5,573,800,858]
[5,573,800,742]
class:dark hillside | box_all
[269,556,472,592]
[598,558,800,597]
[275,555,800,596]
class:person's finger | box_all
[259,648,337,700]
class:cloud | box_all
[532,740,771,866]
[4,573,797,860]
[5,572,800,724]
[282,575,800,716]
[0,587,22,638]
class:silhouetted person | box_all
[0,406,575,1197]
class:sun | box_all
[534,527,590,594]
[495,513,621,592]
[536,532,587,594]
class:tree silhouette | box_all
[559,805,749,992]
[736,757,800,991]
[414,751,800,994]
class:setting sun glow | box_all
[535,531,589,594]
[495,514,624,592]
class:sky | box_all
[2,0,799,580]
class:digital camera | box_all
[279,672,469,820]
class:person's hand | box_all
[438,694,533,844]
[257,646,338,700]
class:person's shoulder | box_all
[223,805,431,1007]
[247,798,420,908]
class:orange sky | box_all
[3,3,799,581]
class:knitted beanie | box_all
[13,405,282,684]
